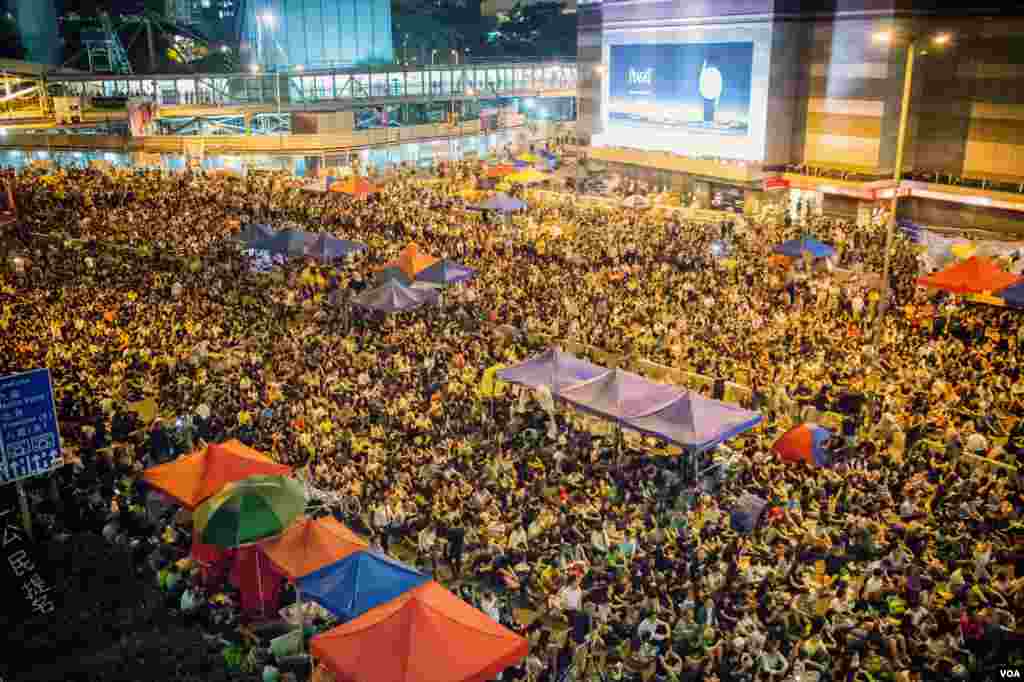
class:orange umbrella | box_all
[311,581,528,682]
[485,164,517,178]
[259,516,368,580]
[383,243,439,279]
[142,440,291,510]
[768,254,792,268]
[329,176,379,198]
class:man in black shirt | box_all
[445,518,466,578]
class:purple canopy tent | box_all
[496,347,608,394]
[475,194,527,213]
[414,259,477,286]
[624,390,763,453]
[306,234,367,262]
[351,279,440,314]
[557,369,685,420]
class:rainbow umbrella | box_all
[193,475,307,548]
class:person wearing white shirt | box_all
[561,579,583,613]
[481,592,501,623]
[418,523,438,573]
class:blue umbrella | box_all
[295,551,428,621]
[997,279,1024,308]
[414,259,477,286]
[774,237,836,260]
[244,228,314,258]
[306,234,367,262]
[475,193,527,213]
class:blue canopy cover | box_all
[296,551,428,622]
[774,237,836,260]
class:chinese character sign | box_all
[0,495,58,622]
[0,369,63,484]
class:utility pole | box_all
[146,19,157,73]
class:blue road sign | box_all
[0,369,62,484]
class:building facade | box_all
[240,0,394,71]
[9,0,59,65]
[577,1,1024,229]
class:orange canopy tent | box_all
[329,176,379,198]
[383,243,439,279]
[142,440,291,510]
[916,256,1021,295]
[485,164,517,178]
[259,516,368,580]
[311,581,528,682]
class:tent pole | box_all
[296,585,305,653]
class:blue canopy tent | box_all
[496,347,608,395]
[306,234,367,262]
[231,223,276,243]
[414,259,477,286]
[774,237,836,260]
[296,551,428,622]
[351,279,440,314]
[997,280,1024,308]
[244,228,315,258]
[475,194,527,213]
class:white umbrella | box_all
[623,195,651,209]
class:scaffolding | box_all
[81,13,134,75]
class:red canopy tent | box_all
[916,256,1021,295]
[329,176,379,199]
[190,528,286,617]
[311,581,528,682]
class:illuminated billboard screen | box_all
[608,43,754,137]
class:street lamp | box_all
[256,13,275,67]
[451,49,459,65]
[872,28,952,341]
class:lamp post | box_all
[872,29,951,342]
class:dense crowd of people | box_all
[2,156,1024,682]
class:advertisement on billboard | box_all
[608,43,754,137]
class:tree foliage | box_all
[490,1,575,58]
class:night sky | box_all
[58,1,150,16]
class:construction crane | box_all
[58,11,239,75]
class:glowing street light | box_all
[251,64,261,73]
[295,65,304,72]
[260,13,274,26]
[593,64,605,76]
